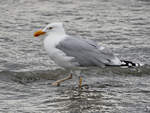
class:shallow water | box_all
[0,0,150,112]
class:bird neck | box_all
[44,32,66,48]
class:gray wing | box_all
[56,36,118,67]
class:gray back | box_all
[56,36,116,67]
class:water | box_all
[0,0,150,112]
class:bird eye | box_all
[48,27,53,29]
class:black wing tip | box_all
[121,60,143,67]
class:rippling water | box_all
[0,0,150,112]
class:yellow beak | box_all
[34,30,46,37]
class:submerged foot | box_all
[51,82,60,86]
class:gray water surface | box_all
[0,0,150,113]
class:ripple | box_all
[0,0,150,112]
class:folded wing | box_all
[56,36,121,67]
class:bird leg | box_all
[78,76,83,88]
[75,70,83,88]
[51,73,72,86]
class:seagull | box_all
[34,22,140,88]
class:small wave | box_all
[0,69,68,84]
[0,65,149,84]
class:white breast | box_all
[44,35,77,68]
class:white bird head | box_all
[34,22,65,37]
